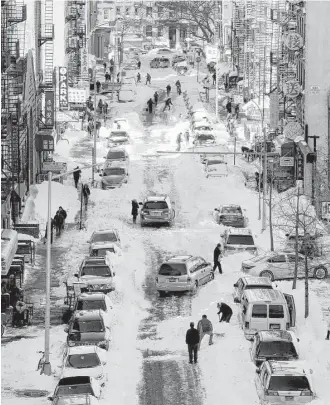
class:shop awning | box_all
[35,132,54,152]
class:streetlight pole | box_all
[38,163,101,375]
[215,0,219,122]
[261,45,268,232]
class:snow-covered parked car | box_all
[88,229,121,253]
[213,204,247,227]
[99,163,128,189]
[61,346,108,387]
[204,158,227,177]
[156,47,173,55]
[104,147,129,166]
[221,228,257,254]
[66,310,111,350]
[250,330,299,366]
[118,88,136,102]
[108,130,130,147]
[241,250,329,281]
[73,292,113,324]
[73,256,115,293]
[255,361,316,404]
[233,275,273,303]
[112,117,129,130]
[193,132,216,147]
[49,376,102,403]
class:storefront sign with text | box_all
[59,66,68,110]
[44,91,54,127]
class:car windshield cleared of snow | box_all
[107,151,125,160]
[144,201,168,210]
[110,132,127,138]
[66,353,101,368]
[227,235,254,245]
[76,300,106,311]
[268,376,310,391]
[91,248,115,257]
[159,263,187,276]
[103,168,126,176]
[258,342,297,358]
[56,384,93,397]
[196,126,212,131]
[196,134,214,140]
[91,232,117,243]
[72,320,104,333]
[81,266,111,277]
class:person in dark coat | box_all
[117,72,120,83]
[131,199,139,224]
[175,80,181,95]
[166,84,171,96]
[58,206,67,220]
[137,60,141,69]
[82,184,90,207]
[87,119,94,138]
[163,98,172,112]
[44,218,55,244]
[146,73,151,85]
[96,80,101,93]
[213,243,222,274]
[103,101,108,117]
[226,99,232,114]
[73,166,81,188]
[212,72,216,85]
[255,172,260,189]
[98,99,103,114]
[147,98,154,113]
[217,301,233,323]
[185,322,200,364]
[103,62,107,72]
[137,72,141,83]
[154,91,159,106]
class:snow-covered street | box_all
[2,52,330,405]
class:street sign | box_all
[42,162,67,173]
[280,157,294,167]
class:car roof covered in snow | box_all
[144,195,168,201]
[77,293,106,302]
[243,289,286,303]
[239,276,273,287]
[73,310,105,320]
[109,131,128,136]
[92,229,118,235]
[227,228,252,235]
[167,255,193,263]
[66,345,101,356]
[267,360,309,376]
[257,330,295,342]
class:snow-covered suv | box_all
[139,195,175,227]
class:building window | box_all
[116,7,121,15]
[157,26,163,37]
[104,9,109,20]
[146,6,152,17]
[125,7,130,16]
[180,27,187,40]
[146,25,152,37]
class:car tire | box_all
[209,271,215,281]
[314,266,328,279]
[158,291,166,298]
[260,270,275,281]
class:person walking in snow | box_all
[146,73,151,85]
[137,60,141,69]
[217,301,233,323]
[96,80,101,93]
[154,91,159,106]
[163,98,172,112]
[87,119,94,138]
[186,322,200,364]
[73,166,81,188]
[131,199,139,224]
[175,80,181,95]
[82,184,90,208]
[212,71,216,86]
[147,98,154,114]
[137,72,141,83]
[166,84,171,97]
[176,132,182,151]
[197,315,213,349]
[213,243,223,274]
[44,218,55,244]
[185,130,190,144]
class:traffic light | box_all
[306,152,317,163]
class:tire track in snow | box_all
[137,95,205,405]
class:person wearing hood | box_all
[217,301,233,323]
[147,98,154,113]
[131,199,139,224]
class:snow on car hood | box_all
[102,174,126,185]
[79,275,113,284]
[109,136,129,143]
[62,365,103,380]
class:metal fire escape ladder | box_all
[42,0,54,86]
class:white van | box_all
[238,289,295,340]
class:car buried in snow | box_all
[150,57,170,68]
[48,376,102,403]
[233,276,273,303]
[156,255,214,296]
[108,130,130,147]
[118,87,136,103]
[250,330,299,367]
[104,147,129,166]
[204,158,228,178]
[193,132,216,147]
[213,204,247,227]
[88,229,121,254]
[61,346,108,388]
[73,292,113,325]
[66,310,111,350]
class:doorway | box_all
[169,27,176,49]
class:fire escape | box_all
[35,0,54,170]
[65,0,87,86]
[1,0,28,224]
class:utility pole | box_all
[92,70,97,186]
[215,0,219,122]
[261,45,268,232]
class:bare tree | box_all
[157,1,216,43]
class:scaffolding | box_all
[1,0,28,225]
